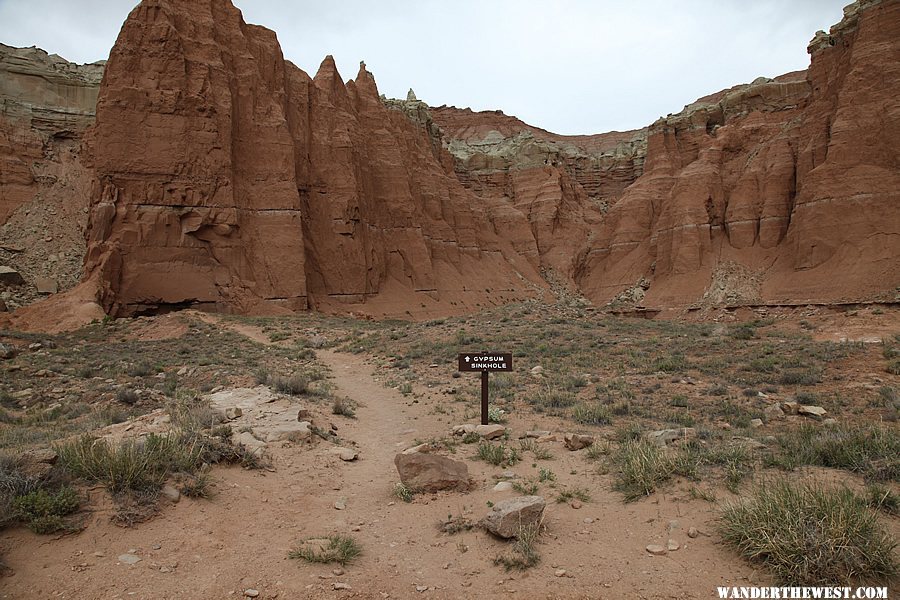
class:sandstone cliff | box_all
[0,45,102,311]
[415,0,899,308]
[1,0,896,330]
[78,0,546,319]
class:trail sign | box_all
[457,353,513,373]
[457,353,513,425]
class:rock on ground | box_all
[394,453,469,493]
[480,495,546,538]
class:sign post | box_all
[457,353,513,425]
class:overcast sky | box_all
[0,0,848,134]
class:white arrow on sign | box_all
[465,356,470,362]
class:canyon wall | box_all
[79,0,545,319]
[1,0,897,330]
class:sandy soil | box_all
[0,319,773,600]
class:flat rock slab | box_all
[480,495,545,538]
[475,424,506,439]
[799,405,827,418]
[208,386,278,411]
[118,553,141,565]
[265,421,312,442]
[394,452,469,493]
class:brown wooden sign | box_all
[457,353,513,372]
[457,352,513,425]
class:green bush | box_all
[13,486,80,534]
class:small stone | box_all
[244,589,260,598]
[475,424,506,440]
[334,498,347,510]
[781,401,800,415]
[749,418,764,429]
[645,545,667,556]
[297,408,313,421]
[416,585,428,592]
[798,405,827,419]
[493,481,513,492]
[667,539,679,551]
[333,583,351,590]
[118,554,141,565]
[330,447,359,461]
[583,518,594,524]
[763,403,785,422]
[401,443,430,455]
[823,418,838,426]
[569,500,582,509]
[160,485,180,503]
[554,569,567,577]
[481,496,546,539]
[0,266,25,286]
[225,407,242,420]
[522,430,551,439]
[687,527,700,539]
[332,568,344,576]
[530,366,543,375]
[564,433,594,451]
[644,428,697,447]
[34,277,59,294]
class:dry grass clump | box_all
[719,479,898,585]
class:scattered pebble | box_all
[118,554,141,565]
[554,569,567,577]
[645,545,667,556]
[243,589,259,598]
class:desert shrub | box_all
[767,423,900,481]
[332,397,356,418]
[12,486,80,534]
[272,373,310,396]
[719,480,897,585]
[613,439,675,501]
[526,389,576,411]
[116,388,140,405]
[289,535,361,565]
[493,521,541,571]
[393,482,414,503]
[572,403,611,426]
[476,442,520,467]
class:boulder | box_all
[394,452,469,492]
[480,495,546,538]
[564,433,594,450]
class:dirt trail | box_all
[2,320,760,599]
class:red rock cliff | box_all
[81,0,545,318]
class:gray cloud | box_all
[0,0,848,134]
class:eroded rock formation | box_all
[0,0,896,330]
[79,0,545,318]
